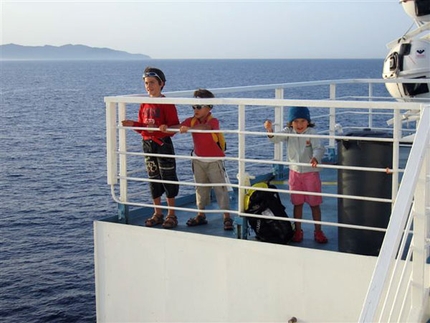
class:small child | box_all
[264,106,328,243]
[173,88,233,230]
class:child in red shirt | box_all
[122,67,180,229]
[176,89,233,230]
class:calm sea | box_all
[0,59,386,322]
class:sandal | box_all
[162,215,178,229]
[186,215,208,227]
[292,229,303,242]
[223,218,234,231]
[145,213,164,227]
[314,230,328,244]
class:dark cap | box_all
[143,67,166,83]
[288,106,311,123]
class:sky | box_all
[1,0,419,59]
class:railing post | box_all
[392,107,401,200]
[326,84,337,162]
[273,88,285,180]
[237,104,248,239]
[368,83,373,128]
[118,102,129,222]
[106,102,118,185]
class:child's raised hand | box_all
[310,157,319,168]
[264,119,273,132]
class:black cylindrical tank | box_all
[337,129,393,256]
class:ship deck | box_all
[101,167,361,255]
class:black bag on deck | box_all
[245,181,294,244]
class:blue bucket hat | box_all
[288,106,311,123]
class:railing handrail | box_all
[105,77,430,102]
[105,95,423,109]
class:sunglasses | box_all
[192,105,213,110]
[143,71,162,81]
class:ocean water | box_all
[0,59,386,322]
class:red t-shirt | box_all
[133,102,179,140]
[182,113,225,158]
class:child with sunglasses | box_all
[161,89,233,230]
[264,107,328,243]
[122,66,180,229]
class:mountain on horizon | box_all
[0,43,151,60]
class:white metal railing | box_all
[105,79,429,321]
[359,106,430,322]
[105,79,424,203]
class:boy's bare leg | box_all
[153,197,162,215]
[166,197,175,217]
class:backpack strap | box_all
[191,115,226,151]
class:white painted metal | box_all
[358,106,430,322]
[237,104,246,217]
[382,16,430,102]
[94,221,377,323]
[392,107,401,199]
[368,83,374,129]
[106,102,117,185]
[383,38,430,101]
[118,102,128,203]
[401,0,430,22]
[409,107,430,322]
[274,88,284,163]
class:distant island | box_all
[0,44,151,60]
